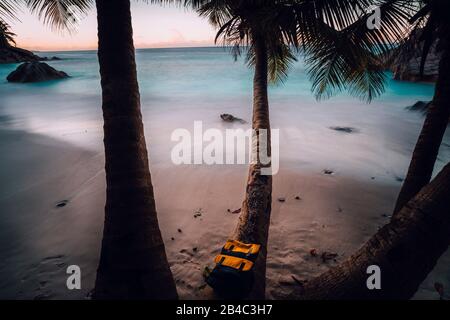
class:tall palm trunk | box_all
[393,49,450,216]
[280,162,450,300]
[231,35,272,299]
[93,0,177,299]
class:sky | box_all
[8,3,216,51]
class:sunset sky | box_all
[9,3,216,51]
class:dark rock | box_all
[392,53,439,82]
[407,101,431,114]
[56,200,69,208]
[385,30,440,83]
[323,169,334,175]
[277,197,286,202]
[295,196,301,200]
[220,114,247,124]
[177,228,182,233]
[42,56,62,61]
[7,62,69,83]
[0,46,42,64]
[406,101,450,122]
[329,126,358,133]
[193,208,203,218]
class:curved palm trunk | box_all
[393,49,450,216]
[231,36,272,299]
[93,0,177,300]
[279,162,450,300]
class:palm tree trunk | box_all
[393,49,450,216]
[279,162,450,300]
[231,35,272,299]
[93,0,177,300]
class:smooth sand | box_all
[0,128,449,300]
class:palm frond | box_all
[26,0,92,32]
[0,0,20,20]
[304,18,387,102]
[267,44,297,84]
[0,19,17,47]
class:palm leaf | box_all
[26,0,92,32]
[0,19,17,47]
[0,0,20,20]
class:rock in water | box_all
[7,62,69,83]
[329,126,358,133]
[385,30,440,83]
[406,101,431,114]
[220,114,247,124]
[406,101,450,122]
[0,46,41,64]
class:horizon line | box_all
[30,45,222,53]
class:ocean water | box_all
[0,47,446,181]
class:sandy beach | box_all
[1,126,448,300]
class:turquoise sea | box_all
[0,47,446,179]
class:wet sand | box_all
[0,127,448,300]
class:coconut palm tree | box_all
[391,0,450,216]
[189,0,415,299]
[91,0,178,299]
[6,0,179,299]
[274,0,450,300]
[280,161,450,300]
[193,0,299,299]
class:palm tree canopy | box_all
[195,0,301,84]
[0,0,93,33]
[185,0,417,101]
[25,0,92,31]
